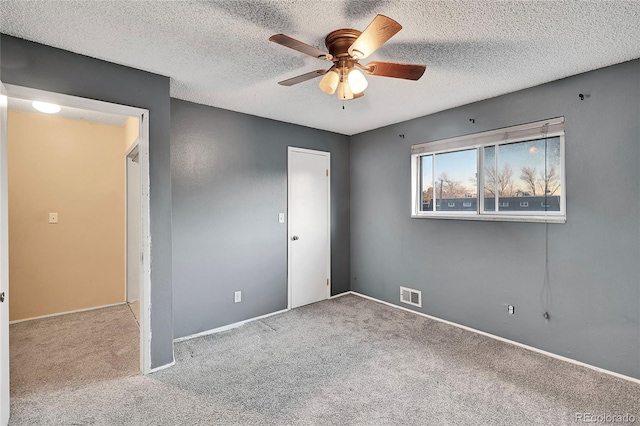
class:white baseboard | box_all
[148,359,175,374]
[349,291,640,386]
[174,294,347,344]
[174,308,289,343]
[9,301,128,324]
[329,291,351,299]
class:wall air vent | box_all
[400,286,422,308]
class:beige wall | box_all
[8,110,127,321]
[124,116,139,152]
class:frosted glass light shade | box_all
[32,101,61,114]
[337,81,354,100]
[347,68,368,94]
[319,69,340,94]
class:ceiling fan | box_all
[269,15,426,100]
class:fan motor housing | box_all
[325,29,362,59]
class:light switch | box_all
[49,213,58,224]
[278,213,285,224]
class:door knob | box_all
[291,236,299,241]
[0,292,4,303]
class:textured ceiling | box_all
[8,97,130,127]
[1,1,639,135]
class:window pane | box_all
[434,149,477,212]
[497,137,561,212]
[420,155,433,211]
[483,146,496,212]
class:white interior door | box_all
[0,82,10,425]
[126,145,140,303]
[288,147,330,309]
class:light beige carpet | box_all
[7,295,640,425]
[9,304,140,397]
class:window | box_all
[411,118,565,223]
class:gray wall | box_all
[0,34,174,368]
[171,99,350,338]
[4,32,637,379]
[350,59,640,379]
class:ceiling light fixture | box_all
[320,63,367,99]
[337,79,354,100]
[32,101,61,114]
[270,15,426,100]
[319,67,340,95]
[347,68,368,94]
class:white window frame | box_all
[411,117,566,223]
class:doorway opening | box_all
[0,85,151,404]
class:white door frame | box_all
[0,82,10,426]
[125,141,140,304]
[287,146,331,309]
[0,84,153,377]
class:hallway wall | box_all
[8,110,127,321]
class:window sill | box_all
[411,213,566,224]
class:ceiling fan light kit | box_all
[269,15,426,100]
[347,68,368,94]
[337,77,354,100]
[319,66,339,94]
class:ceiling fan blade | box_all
[278,69,327,86]
[269,34,332,60]
[364,61,426,80]
[348,14,402,59]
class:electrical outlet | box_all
[234,291,241,303]
[508,305,515,315]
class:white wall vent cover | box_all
[400,287,422,308]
